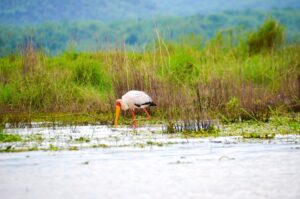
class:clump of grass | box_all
[0,132,22,142]
[163,120,219,137]
[242,132,275,139]
[49,144,59,151]
[182,128,219,138]
[69,146,79,151]
[164,122,176,134]
[0,146,21,153]
[133,143,146,148]
[247,18,284,55]
[75,136,90,143]
[146,141,164,147]
[100,144,109,148]
[92,144,110,148]
[0,145,38,153]
[23,134,44,142]
[163,120,217,133]
[28,146,38,151]
[73,61,112,92]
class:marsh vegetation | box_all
[0,19,299,128]
[0,114,299,153]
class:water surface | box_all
[0,125,299,199]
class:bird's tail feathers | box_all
[136,102,157,107]
[149,102,157,106]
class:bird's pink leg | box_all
[143,108,151,120]
[131,109,137,128]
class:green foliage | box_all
[226,97,240,111]
[0,19,299,123]
[49,144,59,151]
[146,141,164,147]
[0,9,299,56]
[0,132,22,142]
[165,122,176,134]
[69,146,79,151]
[0,52,113,113]
[182,127,219,138]
[75,137,90,143]
[74,64,101,86]
[248,19,285,54]
[0,85,14,103]
[242,132,275,139]
[169,48,198,82]
[223,97,241,122]
[73,62,111,91]
[24,134,44,142]
[2,0,298,25]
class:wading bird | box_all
[114,90,157,128]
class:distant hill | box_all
[1,8,299,56]
[0,1,300,55]
[1,0,300,25]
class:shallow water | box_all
[1,125,300,199]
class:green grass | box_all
[23,134,44,142]
[75,137,90,143]
[242,132,276,139]
[0,132,22,142]
[49,144,59,151]
[69,146,79,151]
[0,19,299,125]
[221,114,300,137]
[146,141,164,147]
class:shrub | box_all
[0,132,22,142]
[248,18,284,55]
[73,62,112,92]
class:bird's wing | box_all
[122,90,153,106]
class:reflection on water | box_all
[0,124,300,199]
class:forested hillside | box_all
[0,1,300,55]
[1,0,299,25]
[0,9,300,55]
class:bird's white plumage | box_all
[115,90,156,128]
[121,90,153,110]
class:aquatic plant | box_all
[163,120,220,137]
[146,141,164,147]
[49,144,59,151]
[23,134,44,142]
[242,132,275,139]
[0,132,22,142]
[75,137,91,143]
[69,146,79,151]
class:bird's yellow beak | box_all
[114,105,121,127]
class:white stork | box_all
[114,90,157,128]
